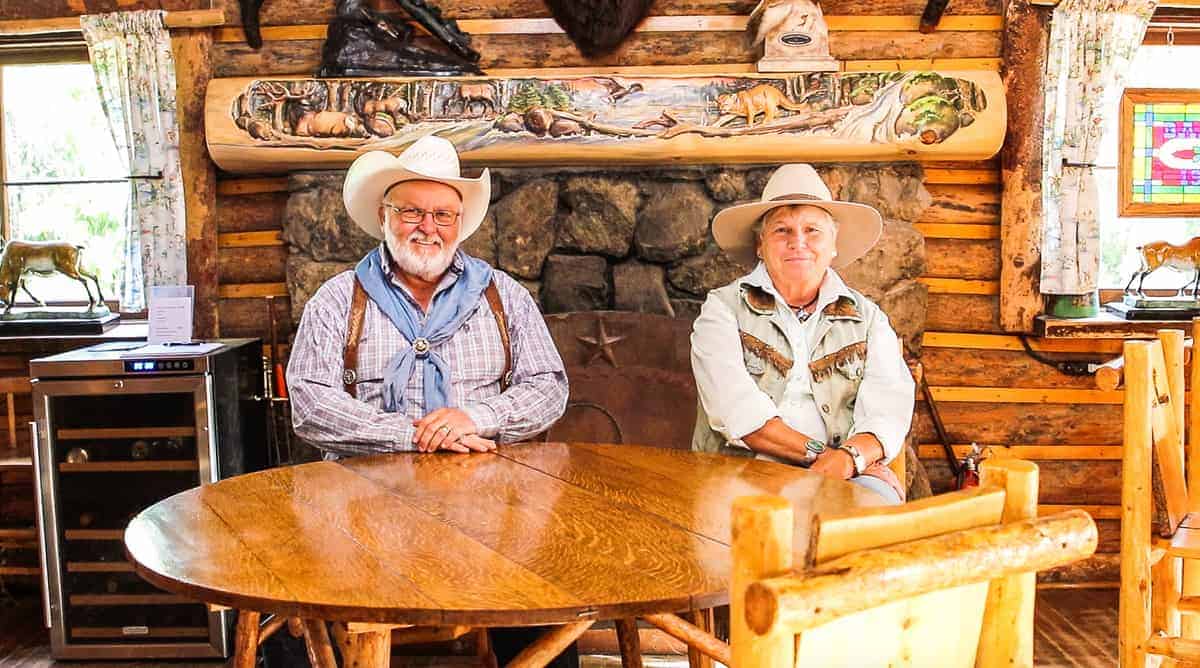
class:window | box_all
[0,60,127,307]
[1099,43,1200,290]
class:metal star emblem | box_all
[576,316,625,368]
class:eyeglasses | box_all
[382,204,461,227]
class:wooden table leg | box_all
[232,610,261,668]
[688,609,715,668]
[506,620,595,668]
[258,614,288,646]
[478,628,499,668]
[642,612,730,668]
[615,618,643,668]
[333,624,391,668]
[300,619,338,668]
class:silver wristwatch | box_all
[840,444,868,476]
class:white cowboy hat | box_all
[712,164,882,269]
[342,135,490,240]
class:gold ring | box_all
[438,424,451,433]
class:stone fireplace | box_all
[282,163,930,353]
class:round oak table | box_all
[125,443,886,668]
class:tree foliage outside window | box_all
[1099,45,1200,290]
[1,62,127,305]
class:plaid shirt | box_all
[287,250,568,458]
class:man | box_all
[288,135,568,457]
[286,136,573,665]
[690,163,914,503]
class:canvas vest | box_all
[691,279,875,457]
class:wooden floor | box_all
[1033,588,1120,668]
[0,590,1118,666]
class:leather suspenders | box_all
[341,280,370,399]
[342,278,512,398]
[482,281,513,391]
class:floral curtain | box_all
[81,10,185,311]
[1040,0,1156,295]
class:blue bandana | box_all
[353,247,493,413]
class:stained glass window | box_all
[1119,89,1200,216]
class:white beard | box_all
[384,223,458,282]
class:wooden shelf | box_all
[71,626,209,639]
[59,460,196,473]
[56,427,195,441]
[0,321,146,354]
[64,530,123,541]
[67,561,134,573]
[0,442,31,471]
[1034,313,1191,339]
[0,566,39,576]
[0,527,36,542]
[69,593,193,606]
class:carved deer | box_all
[254,80,320,135]
[1125,237,1200,296]
[0,240,105,313]
[360,85,411,137]
[442,83,496,117]
[272,81,367,138]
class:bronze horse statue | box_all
[0,239,106,313]
[1125,237,1200,297]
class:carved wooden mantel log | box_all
[206,71,1005,173]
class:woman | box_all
[690,163,915,503]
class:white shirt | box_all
[690,264,913,462]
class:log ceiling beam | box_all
[0,8,224,36]
[212,14,1003,42]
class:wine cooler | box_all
[29,339,267,660]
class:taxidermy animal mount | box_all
[542,0,655,57]
[751,0,838,72]
[319,0,482,77]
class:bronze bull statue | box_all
[0,240,106,314]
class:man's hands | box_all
[412,408,496,453]
[809,447,855,480]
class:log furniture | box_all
[730,457,1098,666]
[1099,320,1200,666]
[123,442,889,668]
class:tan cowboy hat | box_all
[712,164,882,269]
[342,135,490,240]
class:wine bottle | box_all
[161,437,186,458]
[129,440,150,460]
